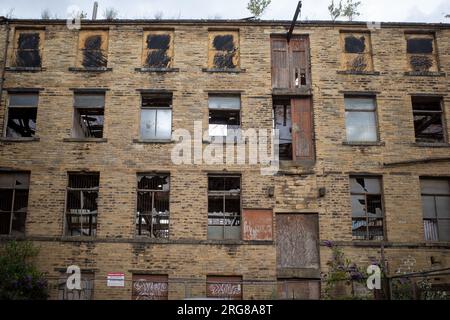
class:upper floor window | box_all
[140,93,172,140]
[0,172,29,235]
[208,95,241,139]
[77,30,108,69]
[136,174,170,238]
[5,93,38,138]
[405,33,439,73]
[344,96,378,143]
[350,176,384,241]
[340,31,374,72]
[412,96,445,143]
[65,173,99,237]
[208,31,240,70]
[421,179,450,242]
[12,29,44,68]
[208,175,241,240]
[72,92,105,139]
[142,30,174,69]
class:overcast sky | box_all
[1,0,449,22]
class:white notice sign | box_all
[107,273,125,287]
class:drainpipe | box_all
[0,18,11,109]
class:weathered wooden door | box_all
[291,97,314,162]
[271,37,289,89]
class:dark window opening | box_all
[350,176,384,241]
[82,35,107,68]
[412,96,445,143]
[0,172,29,235]
[345,36,366,53]
[208,95,241,139]
[273,99,292,160]
[136,174,170,238]
[421,179,450,242]
[6,93,38,138]
[140,93,172,140]
[65,173,99,237]
[208,176,241,240]
[407,38,433,54]
[145,34,172,68]
[15,33,41,68]
[72,93,105,139]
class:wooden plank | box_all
[271,38,289,89]
[291,97,314,162]
[242,209,273,241]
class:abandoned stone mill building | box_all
[0,13,449,300]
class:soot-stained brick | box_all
[345,36,366,53]
[16,33,41,67]
[82,35,107,68]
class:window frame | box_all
[207,30,240,70]
[405,33,439,73]
[4,92,39,138]
[58,271,95,300]
[208,95,241,138]
[71,92,105,139]
[344,95,380,143]
[339,31,374,73]
[411,96,446,144]
[11,29,44,68]
[139,93,173,141]
[141,30,174,69]
[76,30,109,69]
[349,176,385,241]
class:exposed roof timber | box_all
[287,1,302,42]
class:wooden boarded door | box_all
[271,37,289,89]
[276,214,319,270]
[291,97,314,162]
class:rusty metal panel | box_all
[206,276,242,300]
[276,214,319,269]
[132,274,168,300]
[291,98,314,162]
[277,280,320,300]
[242,209,273,241]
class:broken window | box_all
[271,35,310,89]
[65,173,99,237]
[132,275,168,300]
[273,99,292,160]
[406,34,438,73]
[206,276,242,300]
[208,31,239,70]
[208,95,241,139]
[77,30,108,68]
[58,272,94,300]
[0,172,29,235]
[142,31,173,69]
[412,96,445,143]
[13,30,43,68]
[345,96,378,142]
[350,176,384,240]
[340,32,373,72]
[136,174,170,238]
[140,93,172,140]
[5,93,38,138]
[208,175,241,240]
[72,92,105,138]
[420,179,450,242]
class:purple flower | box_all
[324,240,333,248]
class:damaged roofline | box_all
[0,17,450,29]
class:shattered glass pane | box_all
[351,195,366,217]
[350,177,381,194]
[366,195,383,217]
[137,175,170,191]
[352,218,367,240]
[6,107,37,138]
[367,218,383,240]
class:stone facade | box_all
[0,18,449,300]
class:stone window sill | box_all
[133,138,174,144]
[404,71,446,77]
[68,67,112,72]
[6,67,44,72]
[337,70,380,76]
[413,142,450,148]
[342,141,385,146]
[135,67,179,73]
[63,138,107,143]
[0,137,40,142]
[60,236,96,242]
[202,68,246,73]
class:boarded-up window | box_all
[140,93,172,140]
[0,172,29,235]
[6,93,38,138]
[271,36,310,89]
[208,175,241,240]
[276,214,319,270]
[132,275,168,300]
[12,30,44,68]
[420,179,450,242]
[142,31,174,68]
[208,31,239,70]
[350,176,384,240]
[65,173,99,237]
[58,272,94,300]
[406,33,438,73]
[77,30,108,68]
[291,98,314,162]
[242,209,273,241]
[206,276,242,300]
[340,32,374,72]
[136,174,170,238]
[412,96,445,143]
[344,96,378,142]
[72,92,105,138]
[277,279,320,300]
